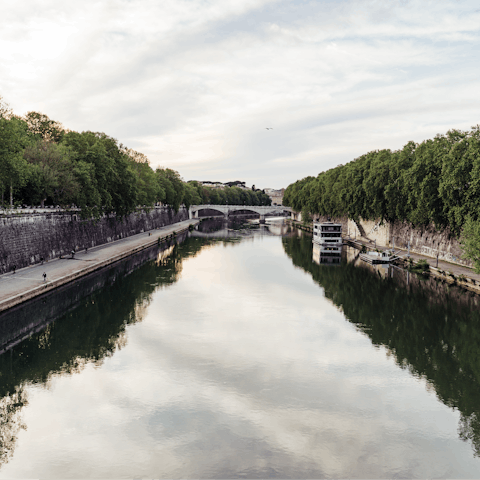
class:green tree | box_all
[63,131,138,218]
[182,182,202,209]
[23,111,65,143]
[22,140,79,207]
[124,149,157,207]
[156,168,185,212]
[460,217,480,273]
[0,117,31,207]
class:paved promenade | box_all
[0,219,198,313]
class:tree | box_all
[125,149,157,207]
[23,111,65,143]
[0,96,12,119]
[156,168,185,212]
[460,217,480,273]
[22,140,79,207]
[0,117,31,207]
[62,131,140,218]
[183,182,202,209]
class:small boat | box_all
[359,250,393,265]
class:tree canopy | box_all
[283,125,480,267]
[284,126,480,234]
[0,99,270,215]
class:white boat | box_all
[359,250,393,265]
[312,221,342,249]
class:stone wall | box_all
[348,217,471,267]
[291,210,472,268]
[0,232,188,353]
[389,220,469,266]
[0,206,188,274]
[347,218,390,247]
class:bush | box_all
[416,259,430,271]
[408,258,430,273]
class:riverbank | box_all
[346,237,480,294]
[287,218,480,294]
[0,205,189,275]
[0,219,199,313]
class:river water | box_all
[0,218,480,478]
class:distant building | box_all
[264,188,284,205]
[201,182,224,189]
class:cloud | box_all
[1,0,479,188]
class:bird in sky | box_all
[266,127,273,130]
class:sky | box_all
[1,0,479,189]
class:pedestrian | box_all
[43,272,47,282]
[71,250,75,259]
[40,256,44,265]
[12,265,16,274]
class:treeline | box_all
[188,181,271,207]
[0,97,270,217]
[283,127,480,236]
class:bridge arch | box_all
[189,204,291,220]
[191,207,226,218]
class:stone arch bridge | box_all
[189,205,291,223]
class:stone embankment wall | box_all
[347,218,471,267]
[0,232,188,353]
[347,219,391,247]
[292,211,472,268]
[0,206,188,275]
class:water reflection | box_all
[0,222,479,477]
[285,232,480,458]
[0,233,203,467]
[312,243,344,266]
[193,217,292,238]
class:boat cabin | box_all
[359,250,392,265]
[313,221,342,246]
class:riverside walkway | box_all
[0,218,198,313]
[288,218,480,292]
[345,236,480,293]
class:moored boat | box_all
[312,221,342,247]
[359,250,393,265]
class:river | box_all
[0,217,479,478]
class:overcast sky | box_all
[1,0,479,189]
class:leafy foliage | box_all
[283,126,480,233]
[460,217,480,273]
[283,126,480,265]
[0,100,268,215]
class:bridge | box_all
[189,205,291,223]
